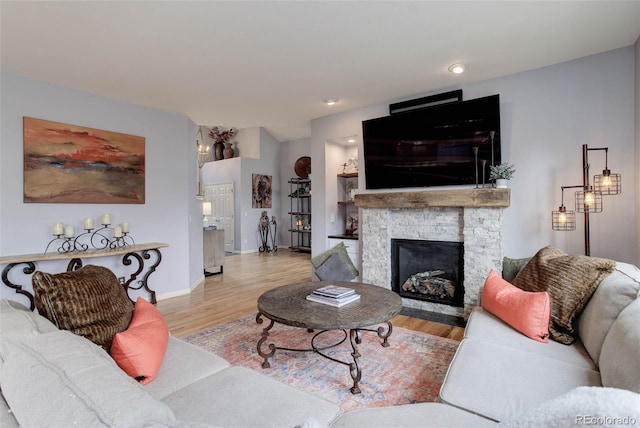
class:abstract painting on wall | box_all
[252,174,272,208]
[23,117,145,204]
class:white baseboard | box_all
[156,276,204,301]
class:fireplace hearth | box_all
[391,239,464,307]
[356,188,509,318]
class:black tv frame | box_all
[363,94,501,190]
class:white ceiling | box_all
[1,1,639,142]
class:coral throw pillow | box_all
[110,297,169,384]
[482,270,550,342]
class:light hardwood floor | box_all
[156,250,464,341]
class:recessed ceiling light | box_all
[448,63,465,74]
[347,138,356,143]
[324,98,340,106]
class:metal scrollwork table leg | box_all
[255,312,394,395]
[2,263,37,310]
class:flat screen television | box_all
[362,94,501,190]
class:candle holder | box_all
[481,159,487,188]
[473,147,480,188]
[43,234,76,254]
[45,218,134,254]
[71,228,93,253]
[109,232,135,249]
[91,225,114,250]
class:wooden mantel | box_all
[354,188,510,209]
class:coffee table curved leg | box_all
[256,312,276,368]
[377,321,393,347]
[349,329,363,394]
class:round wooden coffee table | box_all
[256,281,402,394]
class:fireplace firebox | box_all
[391,239,464,307]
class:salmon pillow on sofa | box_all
[482,269,550,343]
[110,297,169,384]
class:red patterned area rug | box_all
[183,314,459,412]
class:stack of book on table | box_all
[306,284,360,307]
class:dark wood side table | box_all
[256,280,402,394]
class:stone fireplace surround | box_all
[354,188,510,318]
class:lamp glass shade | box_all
[552,206,576,231]
[594,170,621,195]
[575,188,603,213]
[203,202,212,216]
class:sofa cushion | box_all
[578,262,640,366]
[0,299,58,336]
[0,393,19,428]
[481,270,550,342]
[330,402,497,428]
[32,265,133,352]
[464,307,596,370]
[501,386,640,427]
[512,246,615,345]
[143,336,231,400]
[0,330,175,427]
[439,338,601,422]
[110,297,169,385]
[162,366,340,427]
[599,298,640,393]
[0,299,58,364]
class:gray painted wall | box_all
[0,72,202,303]
[201,127,282,253]
[311,47,638,265]
[1,44,636,306]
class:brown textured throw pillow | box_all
[512,246,615,345]
[32,265,133,352]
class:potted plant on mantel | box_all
[489,163,516,188]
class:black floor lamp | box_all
[551,144,621,256]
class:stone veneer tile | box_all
[362,206,504,318]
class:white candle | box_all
[114,226,123,238]
[101,213,111,225]
[53,222,63,236]
[121,222,129,233]
[84,218,94,230]
[64,225,75,238]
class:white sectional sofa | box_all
[444,260,640,421]
[0,298,341,428]
[332,260,640,427]
[1,258,639,427]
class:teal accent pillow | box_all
[502,256,531,282]
[314,252,357,282]
[311,242,358,280]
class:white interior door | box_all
[204,182,235,252]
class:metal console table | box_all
[0,242,168,310]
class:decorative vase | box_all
[214,142,224,161]
[496,179,509,188]
[223,142,234,159]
